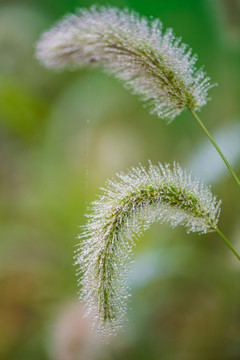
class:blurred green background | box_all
[0,0,240,359]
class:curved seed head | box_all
[36,6,215,122]
[75,162,221,337]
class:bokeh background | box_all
[0,0,240,359]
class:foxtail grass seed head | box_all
[75,162,221,337]
[36,6,215,122]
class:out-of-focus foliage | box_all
[0,1,239,359]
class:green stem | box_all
[215,228,240,261]
[190,110,240,187]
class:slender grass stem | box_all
[215,228,240,261]
[190,110,240,187]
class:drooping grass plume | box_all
[36,6,240,186]
[75,162,221,336]
[36,6,214,121]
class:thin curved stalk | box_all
[190,110,240,187]
[216,227,240,261]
